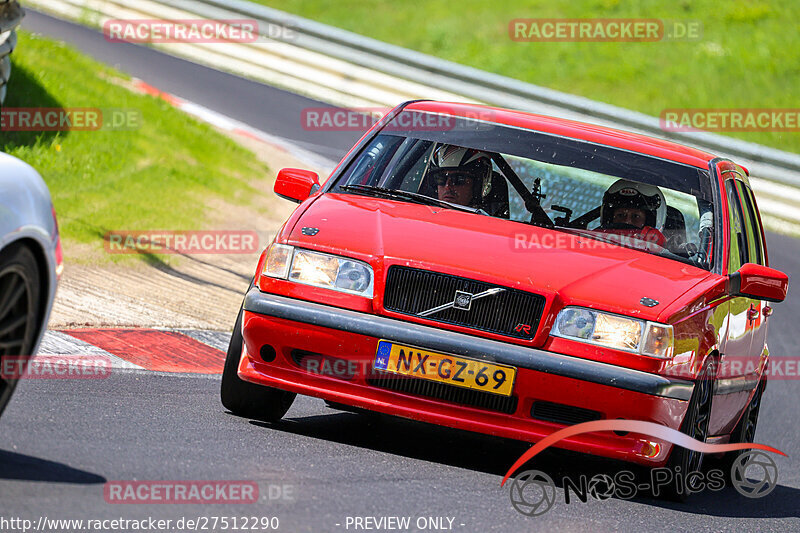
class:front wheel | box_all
[0,245,42,419]
[660,358,716,502]
[717,375,766,477]
[220,307,295,422]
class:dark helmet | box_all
[601,179,666,229]
[428,143,493,202]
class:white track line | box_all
[32,0,468,107]
[751,197,800,225]
[168,97,337,172]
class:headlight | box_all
[261,244,373,298]
[552,306,673,358]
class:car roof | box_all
[404,101,718,170]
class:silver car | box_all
[0,151,61,419]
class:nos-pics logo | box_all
[502,420,784,516]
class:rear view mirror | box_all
[730,263,788,303]
[274,168,320,203]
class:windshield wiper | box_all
[339,184,486,214]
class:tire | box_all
[717,375,766,477]
[220,307,295,422]
[660,358,716,502]
[0,245,42,419]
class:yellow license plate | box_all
[373,340,516,397]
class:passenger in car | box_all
[599,179,667,248]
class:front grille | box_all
[530,401,602,425]
[383,266,545,339]
[369,372,518,414]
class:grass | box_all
[1,31,269,264]
[254,0,800,154]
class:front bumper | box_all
[240,289,694,466]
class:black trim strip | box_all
[708,157,729,275]
[716,375,760,395]
[243,290,694,401]
[275,192,301,204]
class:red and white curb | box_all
[29,82,331,379]
[36,328,233,377]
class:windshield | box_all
[332,110,716,270]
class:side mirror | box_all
[730,263,788,303]
[274,168,320,203]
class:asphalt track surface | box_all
[3,10,799,532]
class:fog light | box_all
[640,441,661,458]
[260,344,277,362]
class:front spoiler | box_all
[243,289,694,401]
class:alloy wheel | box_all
[0,268,34,357]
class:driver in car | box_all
[599,179,667,249]
[427,144,493,208]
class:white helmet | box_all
[428,143,493,201]
[601,179,666,229]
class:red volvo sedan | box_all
[221,101,788,485]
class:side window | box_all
[725,181,748,273]
[339,135,405,187]
[395,141,434,192]
[735,182,765,265]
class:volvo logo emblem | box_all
[640,297,659,307]
[453,291,473,311]
[418,287,506,317]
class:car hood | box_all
[288,194,714,322]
